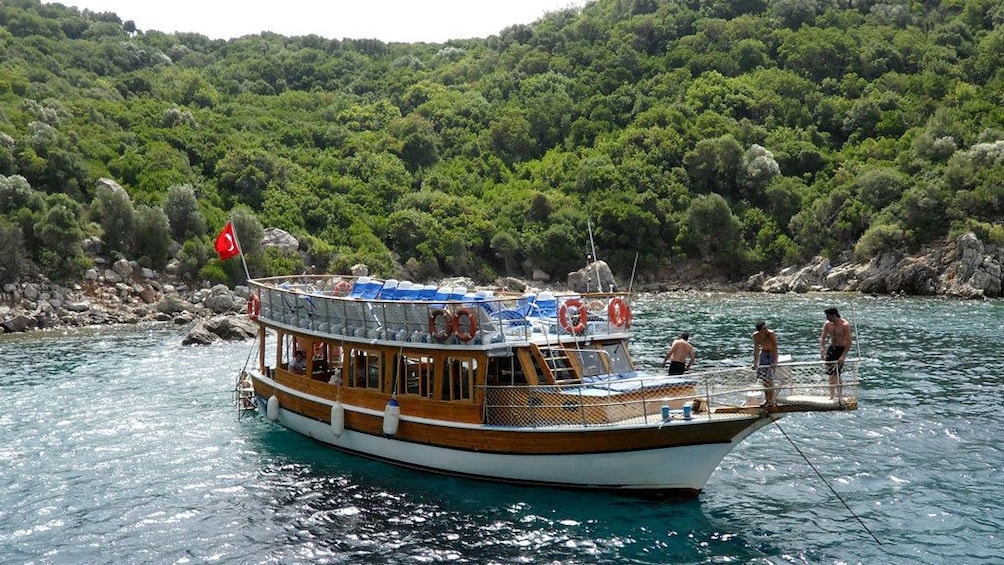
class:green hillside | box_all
[1,0,1002,286]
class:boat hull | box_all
[252,373,771,494]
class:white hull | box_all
[257,394,770,492]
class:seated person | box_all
[289,350,306,374]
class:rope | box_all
[771,418,881,545]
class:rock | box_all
[532,269,550,282]
[203,284,235,314]
[141,268,156,279]
[567,260,617,293]
[2,314,35,333]
[23,283,40,302]
[181,324,217,345]
[182,315,257,345]
[495,277,527,293]
[138,286,158,304]
[103,269,122,284]
[85,268,99,281]
[82,236,102,255]
[261,227,299,254]
[351,263,369,277]
[64,301,91,312]
[112,258,133,278]
[205,315,257,340]
[156,294,195,314]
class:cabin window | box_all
[602,342,633,373]
[349,349,382,390]
[441,356,476,401]
[393,354,434,398]
[486,355,527,386]
[576,347,606,378]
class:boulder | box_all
[182,315,257,344]
[261,227,299,254]
[567,260,617,293]
[112,258,133,278]
[156,294,194,314]
[203,284,236,314]
[2,314,35,333]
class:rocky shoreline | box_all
[2,232,999,341]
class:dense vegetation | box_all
[1,0,1003,287]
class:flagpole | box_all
[230,223,252,282]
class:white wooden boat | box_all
[240,275,859,495]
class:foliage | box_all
[162,184,206,241]
[1,0,1003,284]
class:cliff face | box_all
[747,232,1003,299]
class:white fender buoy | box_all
[330,400,345,437]
[382,397,400,436]
[266,394,279,421]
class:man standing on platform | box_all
[820,307,852,399]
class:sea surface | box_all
[1,293,1002,564]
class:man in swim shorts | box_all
[820,307,852,399]
[752,320,779,406]
[663,332,695,375]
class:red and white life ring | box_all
[607,297,632,328]
[246,293,260,320]
[558,299,588,334]
[453,307,478,342]
[429,308,453,341]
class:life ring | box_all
[453,307,478,342]
[246,293,260,320]
[558,299,588,334]
[607,297,632,328]
[428,308,453,341]
[334,280,352,295]
[313,341,325,358]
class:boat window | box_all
[392,354,434,398]
[576,347,606,377]
[349,349,381,390]
[602,341,633,373]
[486,355,527,386]
[441,356,477,401]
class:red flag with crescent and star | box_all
[214,222,240,261]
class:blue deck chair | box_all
[360,278,383,299]
[349,276,371,299]
[418,284,438,301]
[377,279,399,300]
[396,281,419,301]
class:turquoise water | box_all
[1,294,1002,563]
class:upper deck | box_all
[247,275,635,350]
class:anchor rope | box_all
[771,417,881,545]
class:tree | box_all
[90,182,135,255]
[0,222,27,284]
[163,184,206,241]
[681,193,744,267]
[133,205,171,268]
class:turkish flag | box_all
[214,222,240,261]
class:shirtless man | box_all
[752,320,779,406]
[663,333,695,375]
[820,307,852,399]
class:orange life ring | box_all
[558,299,588,334]
[453,307,478,342]
[607,297,632,328]
[429,308,453,341]
[246,293,260,320]
[334,280,352,295]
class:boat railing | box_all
[482,359,860,428]
[248,275,636,345]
